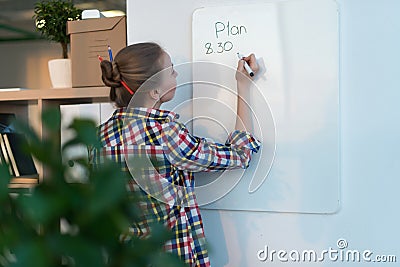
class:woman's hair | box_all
[100,42,165,107]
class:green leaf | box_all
[63,118,101,149]
[33,0,82,45]
[11,239,52,267]
[86,164,128,218]
[0,163,11,199]
[47,234,106,267]
[17,186,68,225]
[41,107,61,133]
[149,252,189,267]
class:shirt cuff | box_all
[226,130,261,153]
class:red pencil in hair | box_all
[121,81,134,95]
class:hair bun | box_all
[100,60,121,88]
[112,61,122,82]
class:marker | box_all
[108,45,113,61]
[237,52,254,77]
[97,55,103,62]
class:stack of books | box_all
[0,113,38,189]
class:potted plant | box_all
[33,0,82,88]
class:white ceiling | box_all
[0,0,126,41]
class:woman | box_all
[93,42,260,267]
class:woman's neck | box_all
[127,92,161,109]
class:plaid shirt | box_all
[92,107,260,267]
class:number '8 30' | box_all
[205,41,233,54]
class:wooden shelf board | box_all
[0,89,42,101]
[39,87,109,100]
[0,87,110,102]
[10,177,39,184]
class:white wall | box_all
[128,0,400,266]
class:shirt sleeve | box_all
[161,122,261,172]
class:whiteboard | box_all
[192,0,339,213]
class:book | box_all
[0,134,14,176]
[3,134,19,176]
[1,133,38,177]
[0,142,5,165]
[0,113,16,133]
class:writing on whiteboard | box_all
[204,21,248,55]
[215,21,247,38]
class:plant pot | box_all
[48,59,72,88]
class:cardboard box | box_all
[67,16,127,87]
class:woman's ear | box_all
[149,89,160,100]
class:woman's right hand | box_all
[235,53,259,86]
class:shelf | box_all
[9,177,39,190]
[0,86,112,183]
[0,89,42,101]
[0,87,109,102]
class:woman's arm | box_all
[235,54,259,132]
[160,55,261,172]
[162,122,260,172]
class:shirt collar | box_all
[113,107,179,123]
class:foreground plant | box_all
[0,108,187,267]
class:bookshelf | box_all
[0,87,110,187]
